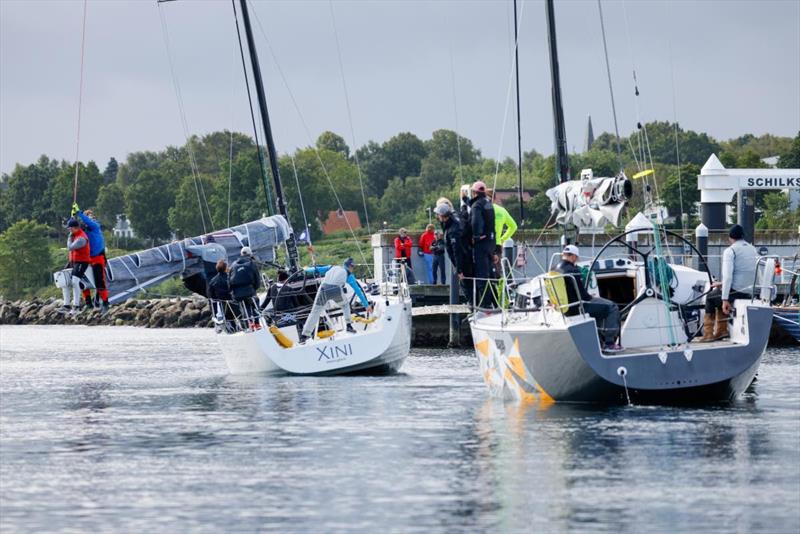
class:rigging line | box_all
[596,0,623,167]
[512,0,524,228]
[666,2,685,234]
[247,0,372,276]
[328,0,371,235]
[448,47,464,185]
[157,4,211,232]
[492,0,526,194]
[72,0,88,204]
[290,154,313,249]
[231,0,274,216]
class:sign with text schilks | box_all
[742,176,799,189]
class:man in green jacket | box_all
[487,189,518,254]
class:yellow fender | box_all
[353,316,377,324]
[269,325,294,348]
[317,330,335,339]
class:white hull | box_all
[217,295,412,376]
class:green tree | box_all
[169,174,217,237]
[419,156,455,190]
[424,129,479,166]
[96,182,126,228]
[756,192,799,230]
[0,220,52,299]
[660,163,701,227]
[3,155,59,227]
[316,131,350,158]
[126,170,176,242]
[383,132,427,183]
[103,157,119,184]
[117,150,164,188]
[49,161,103,225]
[777,131,800,169]
[357,141,394,197]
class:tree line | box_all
[1,124,798,245]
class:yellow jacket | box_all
[493,203,518,246]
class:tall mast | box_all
[545,0,570,185]
[238,0,298,271]
[513,0,524,226]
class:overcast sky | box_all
[1,0,798,176]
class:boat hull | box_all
[470,304,772,404]
[217,298,412,376]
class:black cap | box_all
[66,217,80,228]
[729,224,744,240]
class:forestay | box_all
[99,215,290,304]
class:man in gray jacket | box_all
[699,224,758,342]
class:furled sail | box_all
[57,215,291,304]
[546,169,632,230]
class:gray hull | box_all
[473,305,772,404]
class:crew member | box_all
[699,224,758,342]
[75,205,109,314]
[485,189,518,254]
[394,227,416,284]
[418,223,436,283]
[556,245,622,352]
[431,230,446,285]
[229,246,261,327]
[58,218,94,314]
[434,201,473,303]
[469,181,495,308]
[208,260,231,301]
[299,258,373,343]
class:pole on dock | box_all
[695,223,709,274]
[448,264,460,348]
[738,190,755,244]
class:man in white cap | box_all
[229,246,261,326]
[556,245,622,352]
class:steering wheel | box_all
[584,227,713,320]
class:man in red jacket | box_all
[58,218,94,314]
[393,228,416,284]
[418,223,436,283]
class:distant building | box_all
[584,115,594,152]
[491,189,533,206]
[113,214,135,238]
[320,209,362,235]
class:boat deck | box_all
[605,339,737,357]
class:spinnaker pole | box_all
[545,0,570,185]
[238,0,299,271]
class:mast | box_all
[513,0,524,226]
[545,0,570,185]
[238,0,299,271]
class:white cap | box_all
[240,246,253,256]
[562,244,580,257]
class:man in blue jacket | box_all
[468,181,495,308]
[74,204,109,314]
[229,247,261,327]
[299,258,372,343]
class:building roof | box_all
[491,189,533,206]
[320,209,362,235]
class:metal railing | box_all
[751,255,780,303]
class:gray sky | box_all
[1,0,799,176]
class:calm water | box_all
[1,326,798,533]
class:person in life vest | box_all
[418,223,436,283]
[229,247,262,329]
[393,227,416,284]
[73,204,109,314]
[299,258,373,344]
[58,217,94,314]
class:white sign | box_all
[697,154,800,203]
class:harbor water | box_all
[1,326,798,532]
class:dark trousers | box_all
[432,254,446,284]
[235,296,259,321]
[705,288,750,314]
[583,297,621,345]
[473,238,494,308]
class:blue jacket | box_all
[77,211,106,257]
[305,265,369,307]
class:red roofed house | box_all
[320,209,362,235]
[491,189,533,206]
